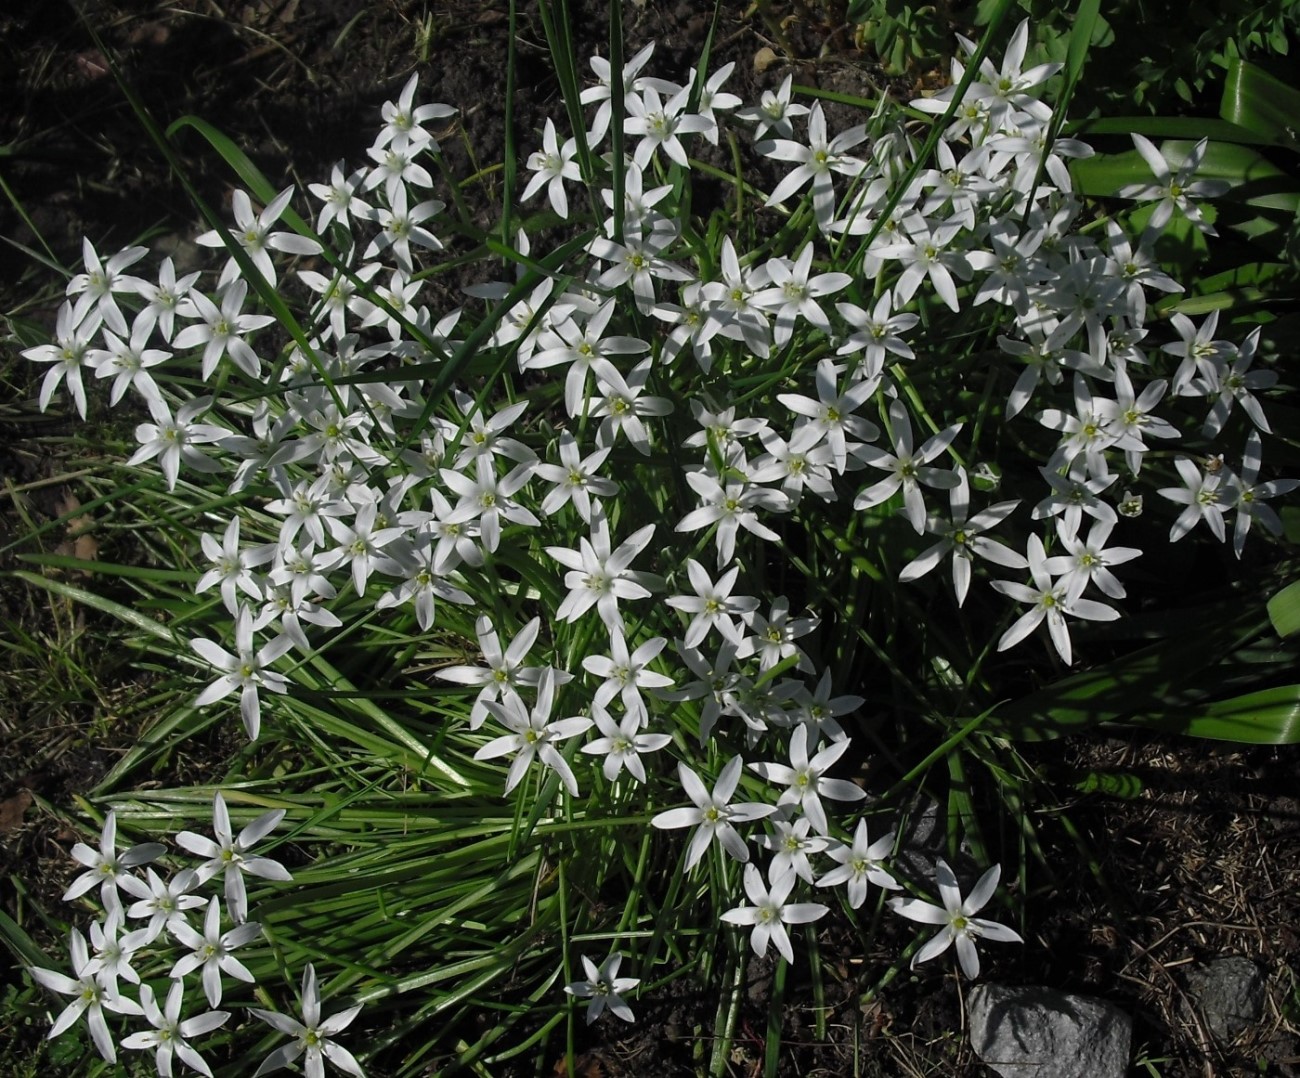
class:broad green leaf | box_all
[1282,507,1300,545]
[1073,770,1144,798]
[1071,116,1271,144]
[1268,580,1300,637]
[990,602,1265,741]
[1221,59,1300,152]
[1127,685,1300,744]
[1072,141,1300,213]
[1182,260,1289,296]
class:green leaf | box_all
[17,554,193,582]
[1282,506,1300,545]
[1072,140,1300,213]
[165,115,278,204]
[1267,580,1300,638]
[1221,58,1300,152]
[0,907,57,970]
[9,570,176,642]
[1073,770,1144,798]
[990,602,1265,741]
[1127,685,1300,744]
[1070,116,1271,145]
[1061,0,1101,109]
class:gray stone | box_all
[968,984,1133,1078]
[1186,956,1266,1041]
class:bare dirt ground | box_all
[2,2,1298,1075]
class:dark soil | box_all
[2,2,1299,1076]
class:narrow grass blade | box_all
[9,570,176,642]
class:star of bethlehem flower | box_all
[436,615,546,728]
[191,605,294,740]
[1226,431,1299,558]
[1045,516,1142,604]
[196,515,275,616]
[533,432,619,523]
[776,357,880,474]
[651,756,776,870]
[169,897,262,1007]
[127,395,227,492]
[736,596,819,673]
[965,18,1060,126]
[173,278,276,382]
[66,237,148,336]
[122,980,229,1078]
[29,928,143,1064]
[853,399,962,533]
[87,318,170,408]
[252,963,366,1077]
[666,558,759,649]
[897,466,1025,607]
[687,60,741,143]
[439,456,539,554]
[752,244,852,347]
[61,809,166,905]
[119,866,206,943]
[720,862,829,964]
[1118,134,1229,236]
[874,217,973,314]
[748,724,867,836]
[1031,462,1118,537]
[1157,456,1229,543]
[991,533,1120,665]
[675,468,788,569]
[758,813,829,883]
[374,72,455,153]
[473,667,593,797]
[22,302,101,419]
[175,791,292,924]
[624,83,712,169]
[1198,325,1277,438]
[86,906,149,995]
[195,186,322,289]
[735,73,809,140]
[564,953,640,1023]
[523,118,582,219]
[525,298,649,418]
[546,510,660,631]
[581,41,659,147]
[591,359,673,456]
[835,293,920,379]
[580,704,672,783]
[581,629,674,721]
[588,228,693,315]
[888,859,1022,978]
[816,818,901,908]
[756,102,869,231]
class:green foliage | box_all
[848,0,951,73]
